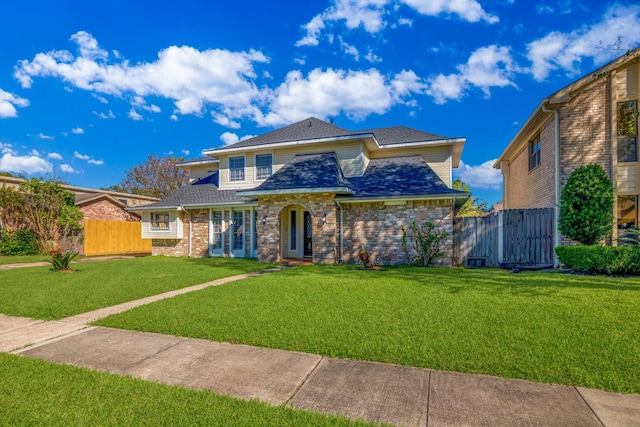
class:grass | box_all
[0,353,373,426]
[0,256,275,320]
[95,265,640,393]
[0,254,50,265]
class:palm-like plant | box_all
[50,250,79,272]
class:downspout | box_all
[335,199,344,263]
[542,102,560,267]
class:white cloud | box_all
[454,159,502,190]
[0,152,53,174]
[73,151,90,160]
[527,3,640,81]
[296,0,497,46]
[92,93,108,103]
[220,132,255,146]
[38,133,54,140]
[30,149,40,156]
[426,45,517,103]
[170,114,179,121]
[71,127,84,134]
[0,143,16,155]
[262,68,425,126]
[93,110,115,119]
[59,163,77,173]
[15,31,269,126]
[181,149,190,156]
[87,159,104,165]
[48,152,63,160]
[0,88,29,118]
[128,108,143,121]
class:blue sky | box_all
[1,0,640,204]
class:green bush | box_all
[0,229,39,256]
[558,164,614,245]
[50,250,79,272]
[555,245,640,275]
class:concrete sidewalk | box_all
[1,270,639,426]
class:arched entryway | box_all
[279,204,313,260]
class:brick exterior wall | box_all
[257,193,338,264]
[506,116,556,209]
[341,200,454,266]
[79,198,140,224]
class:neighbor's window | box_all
[529,132,541,170]
[618,195,637,230]
[150,212,170,231]
[229,156,245,181]
[255,153,273,180]
[617,100,638,162]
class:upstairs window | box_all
[255,153,273,180]
[529,132,541,171]
[229,156,245,182]
[150,212,170,231]
[617,100,638,162]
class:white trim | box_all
[239,187,353,197]
[228,154,246,183]
[149,211,171,232]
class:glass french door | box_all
[209,210,224,257]
[231,210,245,258]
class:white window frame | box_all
[229,156,246,182]
[150,212,171,231]
[255,153,273,181]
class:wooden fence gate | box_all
[453,208,555,267]
[82,220,151,256]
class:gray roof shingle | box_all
[348,155,464,198]
[241,153,352,194]
[358,126,451,146]
[131,172,248,209]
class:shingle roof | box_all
[358,126,450,145]
[221,117,354,150]
[348,156,464,198]
[130,172,247,209]
[241,153,352,194]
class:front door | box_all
[303,211,312,258]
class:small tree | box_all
[452,179,489,217]
[559,164,614,245]
[402,221,449,266]
[0,184,28,234]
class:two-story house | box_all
[495,47,640,247]
[130,117,468,265]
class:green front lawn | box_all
[0,256,274,320]
[0,354,371,426]
[0,255,50,265]
[95,266,640,393]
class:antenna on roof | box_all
[308,120,312,127]
[329,116,335,124]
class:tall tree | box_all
[559,164,614,245]
[452,179,489,217]
[0,184,27,234]
[110,155,189,198]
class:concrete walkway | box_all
[1,271,639,426]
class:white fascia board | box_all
[127,205,180,212]
[176,158,220,167]
[201,134,376,156]
[181,201,258,208]
[336,192,470,204]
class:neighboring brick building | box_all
[130,117,469,265]
[75,194,141,224]
[495,47,640,246]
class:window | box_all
[529,132,541,170]
[618,195,637,230]
[617,101,638,162]
[229,156,245,181]
[211,211,222,250]
[290,210,297,250]
[150,212,170,231]
[255,153,273,180]
[233,211,244,249]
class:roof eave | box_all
[238,187,354,197]
[202,134,375,155]
[336,192,470,205]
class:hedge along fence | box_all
[555,245,640,275]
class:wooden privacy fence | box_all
[82,220,151,256]
[453,208,555,267]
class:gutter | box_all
[541,102,561,267]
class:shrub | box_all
[0,229,39,255]
[558,164,614,245]
[50,250,79,272]
[401,221,449,267]
[555,245,640,275]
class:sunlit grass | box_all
[96,265,640,393]
[0,256,275,319]
[0,353,373,426]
